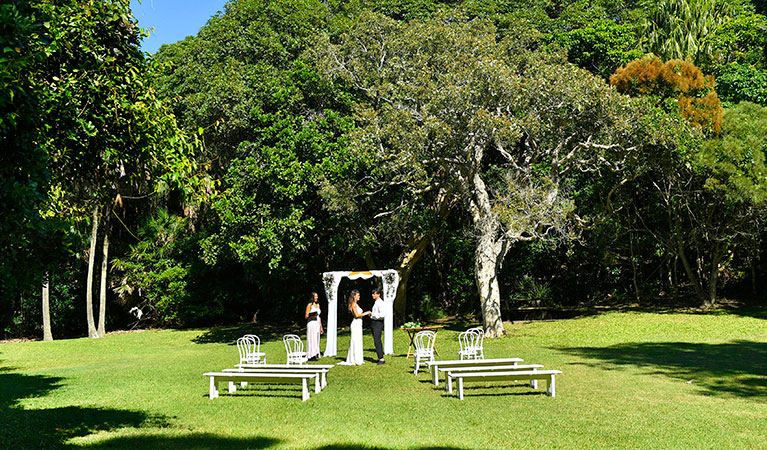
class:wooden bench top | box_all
[204,372,318,379]
[452,369,563,399]
[235,363,335,369]
[205,371,319,401]
[440,364,543,373]
[229,367,330,372]
[427,358,524,367]
[453,369,562,379]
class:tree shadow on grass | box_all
[558,340,767,399]
[190,322,295,345]
[0,366,164,448]
[83,433,281,449]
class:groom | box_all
[370,288,386,365]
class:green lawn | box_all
[2,309,767,449]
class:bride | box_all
[337,289,370,365]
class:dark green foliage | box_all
[560,20,644,79]
[714,63,767,106]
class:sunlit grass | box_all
[2,309,767,448]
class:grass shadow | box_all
[83,433,281,449]
[0,367,165,448]
[558,340,767,399]
[190,323,294,345]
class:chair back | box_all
[243,334,261,353]
[413,330,436,356]
[236,336,252,364]
[467,327,484,359]
[283,334,306,364]
[458,327,484,359]
[458,330,472,353]
[466,327,484,348]
[237,335,265,364]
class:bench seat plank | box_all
[440,364,544,393]
[426,358,525,385]
[223,367,330,389]
[203,372,318,401]
[453,369,562,399]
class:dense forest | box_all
[2,0,766,339]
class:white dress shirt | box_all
[370,299,385,320]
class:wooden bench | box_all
[440,364,544,393]
[452,369,563,399]
[225,365,331,390]
[203,372,320,402]
[426,358,524,385]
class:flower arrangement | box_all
[400,321,421,329]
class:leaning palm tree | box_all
[643,0,733,63]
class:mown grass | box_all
[2,309,767,449]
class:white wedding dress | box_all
[338,304,364,365]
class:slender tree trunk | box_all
[705,243,723,308]
[469,173,505,338]
[677,240,707,304]
[97,213,110,337]
[750,255,757,298]
[86,205,99,338]
[42,272,53,341]
[629,230,640,301]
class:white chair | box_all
[458,327,484,360]
[413,330,436,375]
[283,334,308,365]
[237,335,266,365]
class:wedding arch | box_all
[322,270,399,357]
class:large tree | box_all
[312,12,641,336]
[1,0,203,338]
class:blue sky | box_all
[130,0,229,54]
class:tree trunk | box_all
[677,240,708,304]
[394,231,435,321]
[42,272,53,341]
[704,243,723,308]
[468,172,505,338]
[474,231,505,338]
[750,255,757,298]
[86,205,99,338]
[97,214,110,337]
[393,187,454,321]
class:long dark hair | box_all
[309,291,319,303]
[347,289,359,311]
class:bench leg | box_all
[229,381,237,393]
[209,376,219,399]
[322,372,327,389]
[432,366,439,386]
[241,381,248,388]
[314,374,321,394]
[302,379,309,402]
[531,379,538,389]
[547,375,556,397]
[447,375,453,394]
[458,378,464,400]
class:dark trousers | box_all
[370,319,384,360]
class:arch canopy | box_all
[322,270,399,357]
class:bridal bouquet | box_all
[400,321,421,329]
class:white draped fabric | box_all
[322,270,399,357]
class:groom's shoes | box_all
[377,359,385,365]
